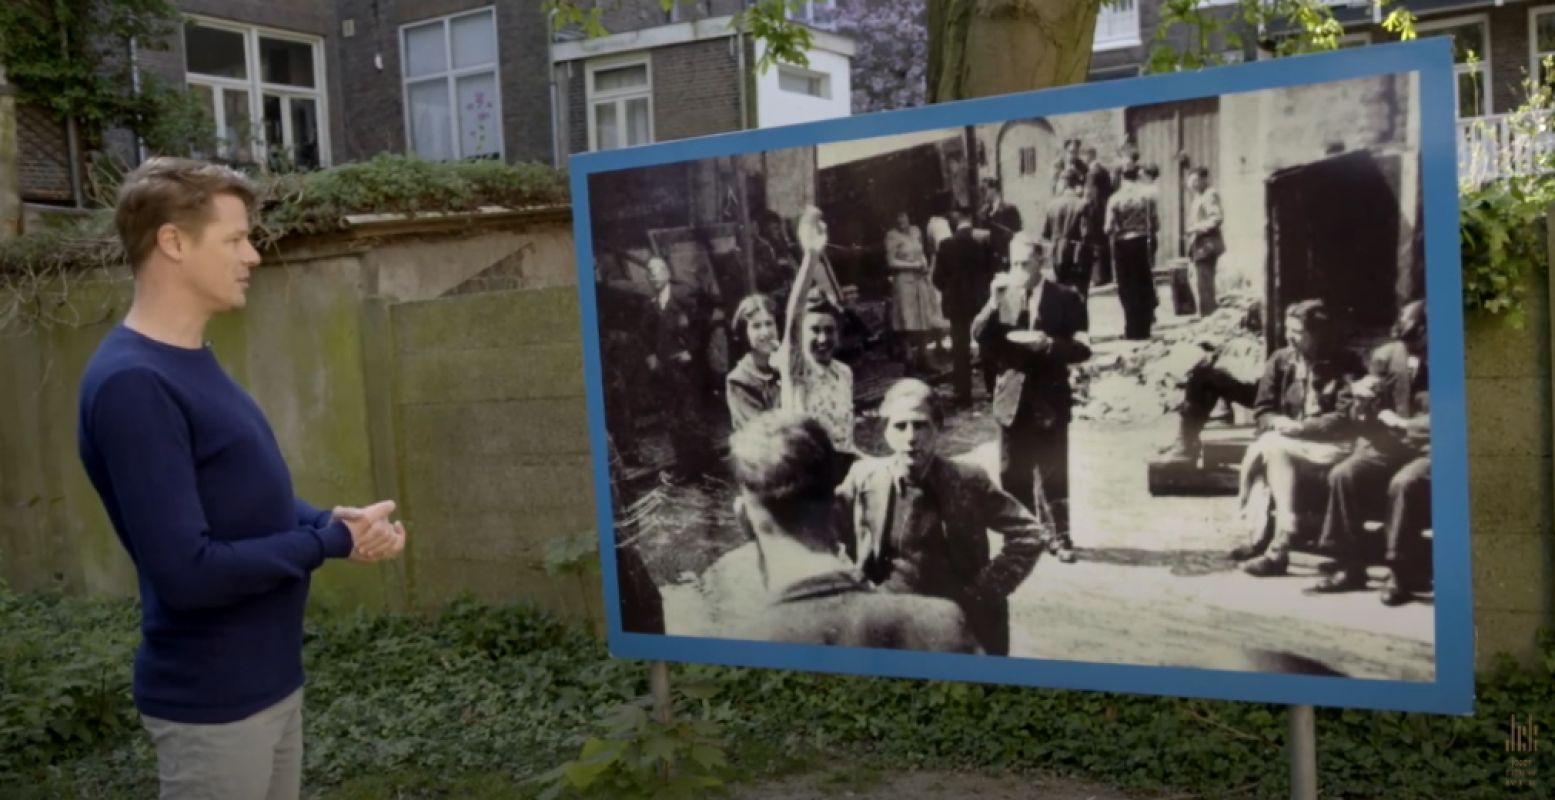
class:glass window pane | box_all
[222,89,253,163]
[451,11,497,70]
[626,97,650,147]
[1539,13,1555,58]
[405,22,448,79]
[456,72,500,157]
[407,80,453,161]
[260,37,315,88]
[593,64,647,94]
[290,97,321,169]
[594,102,619,151]
[1422,23,1484,64]
[189,84,217,157]
[779,68,825,97]
[185,23,247,79]
[262,94,284,151]
[1457,71,1484,117]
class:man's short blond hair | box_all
[115,157,257,273]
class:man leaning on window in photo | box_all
[76,157,406,800]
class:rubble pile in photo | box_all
[1073,292,1266,425]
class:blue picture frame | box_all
[570,39,1473,716]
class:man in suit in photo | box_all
[837,379,1047,656]
[1081,145,1115,288]
[1042,167,1093,300]
[641,256,712,484]
[932,209,996,405]
[728,411,980,653]
[973,234,1091,564]
[1311,301,1431,605]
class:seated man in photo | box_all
[1237,299,1365,577]
[1311,301,1432,605]
[728,411,980,654]
[837,379,1047,656]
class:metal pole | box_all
[649,660,672,724]
[650,661,672,782]
[1289,704,1317,800]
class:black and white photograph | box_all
[589,69,1437,682]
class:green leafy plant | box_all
[1147,0,1414,74]
[544,531,603,631]
[534,673,731,800]
[1458,64,1555,327]
[0,0,182,146]
[4,581,1553,799]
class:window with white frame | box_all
[1532,6,1555,86]
[790,0,838,31]
[1416,16,1490,117]
[587,59,653,152]
[183,19,328,169]
[778,65,830,99]
[1094,0,1140,51]
[401,8,503,161]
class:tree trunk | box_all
[927,0,1102,103]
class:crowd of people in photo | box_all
[601,135,1429,654]
[602,197,1100,652]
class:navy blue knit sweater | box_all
[77,325,355,723]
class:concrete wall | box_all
[389,287,598,616]
[1463,256,1555,666]
[0,211,593,619]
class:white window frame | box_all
[184,15,332,168]
[790,0,838,31]
[585,55,654,152]
[1529,5,1555,85]
[398,6,505,162]
[1093,0,1141,52]
[1416,13,1492,117]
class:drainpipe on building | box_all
[129,36,146,165]
[547,9,565,169]
[0,64,21,238]
[736,29,749,130]
[59,23,83,208]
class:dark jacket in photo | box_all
[1252,345,1365,441]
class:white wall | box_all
[755,44,852,129]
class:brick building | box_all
[6,0,858,206]
[551,0,854,158]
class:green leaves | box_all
[9,580,1555,799]
[0,0,181,139]
[534,669,734,800]
[733,0,817,74]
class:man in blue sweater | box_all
[77,157,405,800]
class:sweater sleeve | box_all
[294,498,333,529]
[89,369,355,612]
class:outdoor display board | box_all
[571,40,1473,715]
